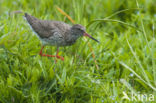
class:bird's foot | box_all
[40,53,64,61]
[56,55,64,61]
[40,54,55,57]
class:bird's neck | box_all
[65,29,80,44]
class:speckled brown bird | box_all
[24,13,99,61]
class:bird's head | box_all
[71,24,99,43]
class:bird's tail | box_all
[24,13,38,25]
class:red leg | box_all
[56,47,64,61]
[39,46,64,61]
[39,46,56,57]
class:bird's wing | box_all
[25,13,71,38]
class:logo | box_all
[122,91,154,102]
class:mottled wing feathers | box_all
[24,13,71,38]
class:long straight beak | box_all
[84,33,100,43]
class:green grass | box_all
[0,0,156,102]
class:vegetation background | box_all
[0,0,156,102]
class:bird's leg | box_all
[39,46,46,56]
[39,46,64,61]
[56,47,64,61]
[39,46,55,57]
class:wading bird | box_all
[25,13,99,61]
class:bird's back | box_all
[24,13,71,39]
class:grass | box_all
[0,0,156,102]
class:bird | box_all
[24,13,99,61]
